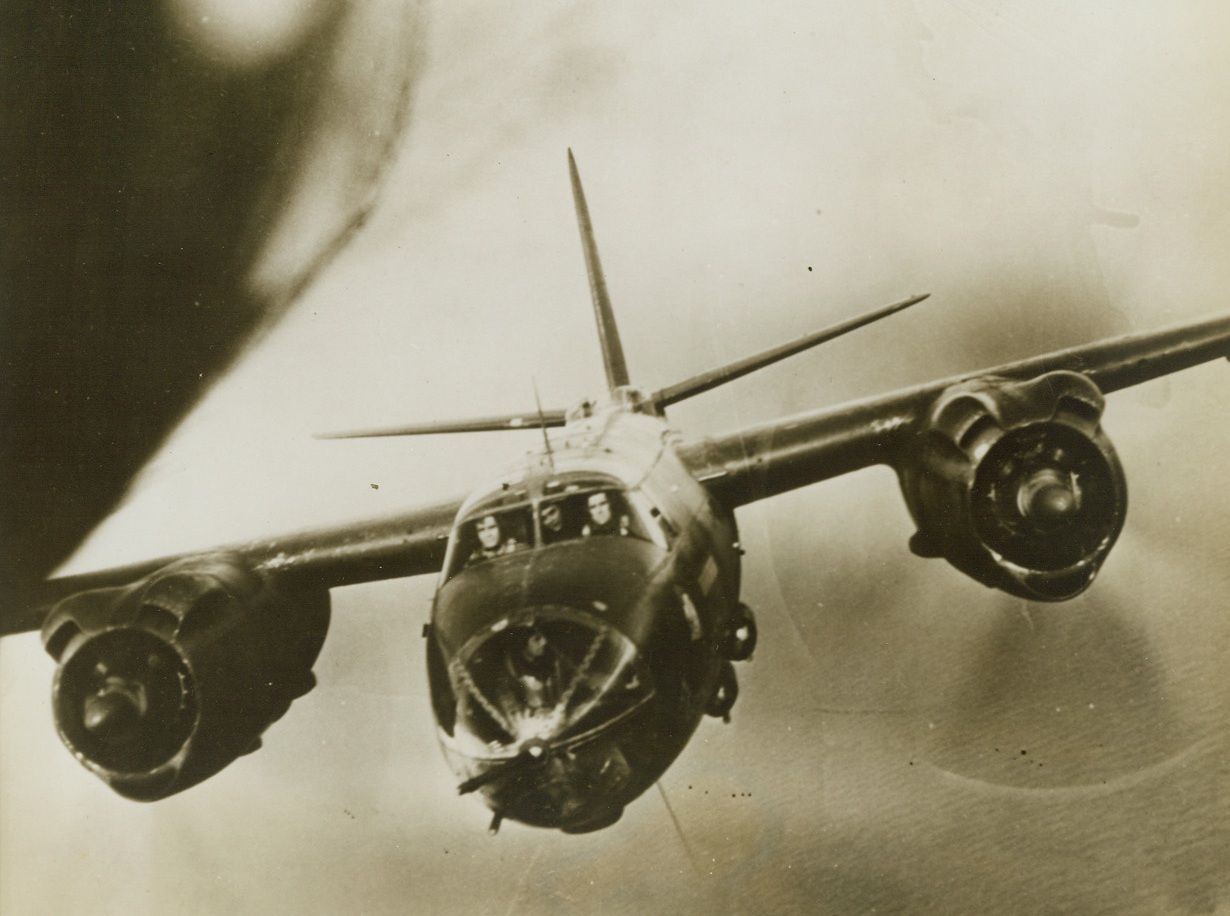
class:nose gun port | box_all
[457,739,550,795]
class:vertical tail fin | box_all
[568,149,631,391]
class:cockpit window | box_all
[538,487,651,545]
[445,506,533,579]
[444,483,668,582]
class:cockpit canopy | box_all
[443,475,663,582]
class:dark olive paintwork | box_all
[427,407,742,831]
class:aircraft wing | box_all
[1,496,464,639]
[318,409,569,439]
[680,311,1230,508]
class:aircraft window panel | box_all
[446,616,651,756]
[445,506,534,579]
[537,487,653,546]
[579,489,633,538]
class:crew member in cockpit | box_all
[582,491,629,537]
[540,502,566,544]
[468,514,517,564]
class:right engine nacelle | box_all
[41,554,329,800]
[898,371,1127,601]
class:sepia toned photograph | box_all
[3,3,1228,914]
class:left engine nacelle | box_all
[41,554,329,800]
[898,371,1127,601]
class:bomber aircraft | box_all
[5,152,1229,835]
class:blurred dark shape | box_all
[0,0,423,604]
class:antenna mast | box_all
[533,378,556,472]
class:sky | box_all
[3,2,1230,914]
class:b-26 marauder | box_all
[6,153,1228,835]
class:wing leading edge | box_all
[1,496,464,638]
[7,311,1226,634]
[680,310,1230,508]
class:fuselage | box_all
[425,391,742,832]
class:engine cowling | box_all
[40,554,329,800]
[897,371,1127,601]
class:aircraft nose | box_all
[448,608,649,750]
[493,734,632,833]
[441,606,650,831]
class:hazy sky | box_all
[3,2,1229,914]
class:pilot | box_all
[468,514,517,564]
[581,492,629,537]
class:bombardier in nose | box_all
[437,608,653,832]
